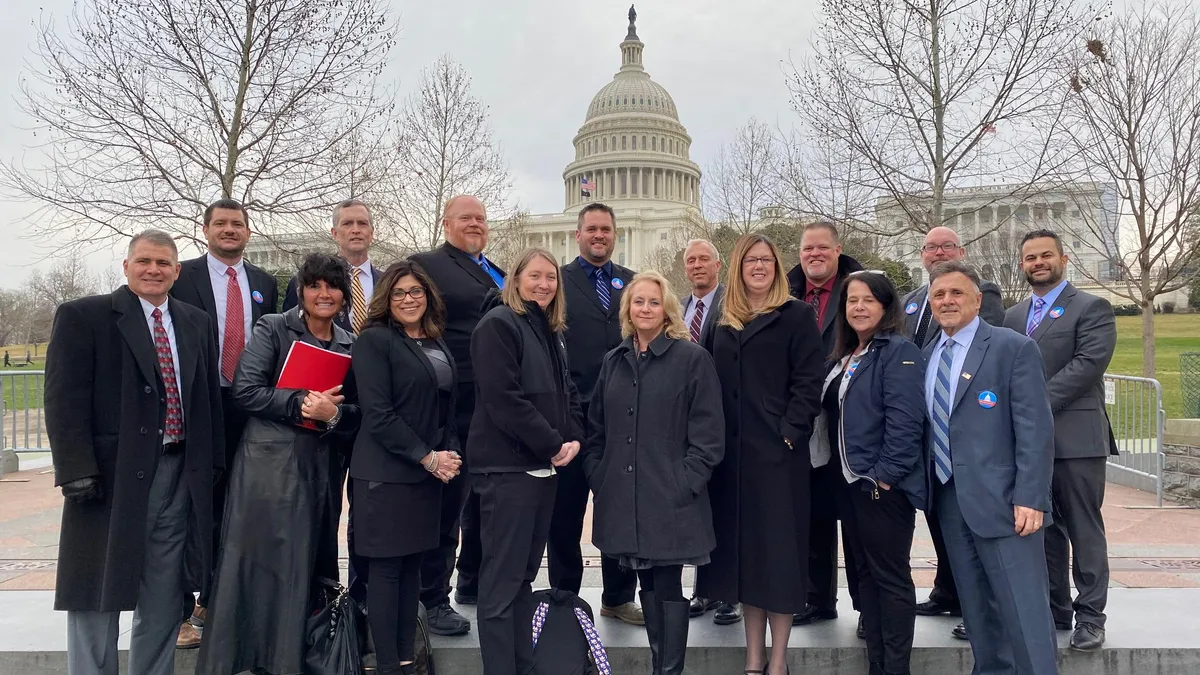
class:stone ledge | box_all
[1164,419,1200,446]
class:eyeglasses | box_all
[742,256,776,267]
[389,287,426,301]
[922,243,961,253]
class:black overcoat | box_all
[197,308,361,675]
[696,300,825,614]
[583,334,725,562]
[45,287,223,611]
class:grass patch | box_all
[1108,314,1200,420]
[1,372,45,412]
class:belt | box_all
[162,440,185,455]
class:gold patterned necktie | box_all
[351,267,367,334]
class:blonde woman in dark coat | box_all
[584,271,725,675]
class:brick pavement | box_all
[3,463,1199,591]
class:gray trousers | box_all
[1046,456,1109,628]
[67,452,191,675]
[937,479,1058,675]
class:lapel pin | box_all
[961,373,972,380]
[1049,306,1064,319]
[610,277,624,290]
[252,290,264,304]
[978,390,997,408]
[905,302,918,315]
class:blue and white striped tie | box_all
[932,340,955,483]
[595,267,611,311]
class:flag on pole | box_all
[982,123,997,134]
[580,176,594,197]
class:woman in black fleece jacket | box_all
[467,247,584,675]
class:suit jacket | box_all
[409,243,505,384]
[282,261,383,333]
[786,254,864,354]
[680,284,726,353]
[923,320,1055,539]
[171,254,279,357]
[45,287,223,610]
[349,324,459,484]
[1003,283,1118,458]
[901,281,1005,348]
[561,259,635,402]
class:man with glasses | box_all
[785,221,864,633]
[901,226,1004,639]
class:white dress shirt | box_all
[207,255,253,386]
[925,316,981,420]
[684,286,719,333]
[350,259,375,327]
[139,297,184,442]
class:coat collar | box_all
[924,319,994,412]
[616,331,675,359]
[441,242,503,289]
[113,287,161,392]
[283,306,355,352]
[1030,282,1077,342]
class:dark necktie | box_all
[689,299,705,343]
[914,300,935,347]
[152,309,183,443]
[221,268,244,382]
[595,267,611,311]
[806,288,823,324]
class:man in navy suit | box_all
[924,260,1058,675]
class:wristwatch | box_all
[326,406,343,429]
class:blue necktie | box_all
[480,257,504,289]
[932,340,955,484]
[1027,297,1045,336]
[595,267,611,311]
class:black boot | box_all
[659,600,691,675]
[640,591,661,674]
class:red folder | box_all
[277,340,352,391]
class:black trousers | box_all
[924,508,960,608]
[347,478,370,604]
[476,472,556,675]
[808,462,860,611]
[1047,456,1109,627]
[836,473,916,675]
[547,403,637,607]
[367,554,423,670]
[421,383,483,607]
[635,565,684,602]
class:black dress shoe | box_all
[951,622,968,640]
[792,604,837,626]
[426,601,471,636]
[714,602,743,625]
[454,590,478,605]
[1070,623,1105,651]
[914,598,962,617]
[689,595,719,618]
[856,614,865,639]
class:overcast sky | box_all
[0,0,820,287]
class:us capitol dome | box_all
[523,6,704,269]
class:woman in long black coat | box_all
[351,260,463,675]
[584,271,724,675]
[197,253,362,675]
[696,234,825,675]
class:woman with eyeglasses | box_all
[349,260,463,675]
[696,234,825,675]
[815,270,926,675]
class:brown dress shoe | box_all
[600,601,645,626]
[176,622,201,649]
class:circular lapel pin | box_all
[1048,306,1064,319]
[905,302,919,315]
[611,277,624,290]
[977,391,997,409]
[252,290,264,304]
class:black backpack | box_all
[530,589,611,675]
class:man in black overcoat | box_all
[408,194,506,636]
[553,202,643,625]
[46,229,223,675]
[169,199,277,643]
[785,221,863,629]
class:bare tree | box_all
[485,211,534,272]
[703,119,782,233]
[393,56,514,252]
[1,0,398,253]
[775,126,878,231]
[788,0,1103,237]
[26,257,98,310]
[0,290,28,348]
[1060,1,1200,376]
[969,232,1027,307]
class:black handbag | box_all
[304,578,364,675]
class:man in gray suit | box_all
[926,261,1058,674]
[678,238,742,626]
[902,226,1005,632]
[1004,229,1117,652]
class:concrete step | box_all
[2,589,1197,674]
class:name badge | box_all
[978,391,997,409]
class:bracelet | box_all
[425,452,440,473]
[326,406,342,429]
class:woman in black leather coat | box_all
[197,253,361,675]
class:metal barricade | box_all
[1103,374,1165,506]
[0,370,49,452]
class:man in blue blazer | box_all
[924,261,1059,675]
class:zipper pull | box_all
[872,488,880,501]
